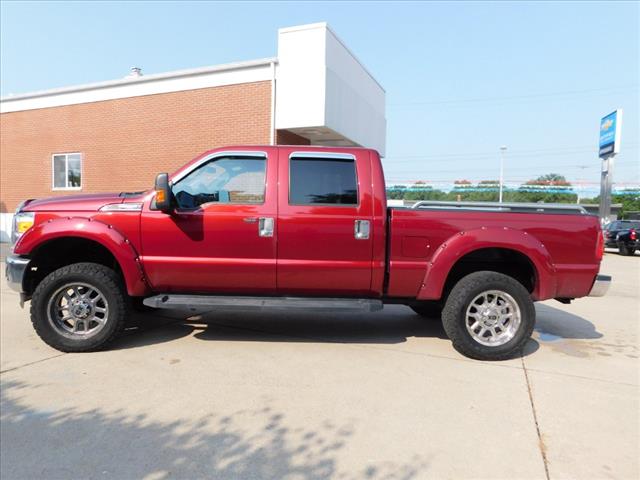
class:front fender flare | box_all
[14,217,149,296]
[416,227,556,301]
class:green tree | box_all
[517,173,577,203]
[386,185,407,200]
[582,191,640,218]
[532,173,570,185]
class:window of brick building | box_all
[52,153,82,190]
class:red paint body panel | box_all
[140,206,277,293]
[14,145,604,303]
[387,209,601,301]
[369,150,388,296]
[139,146,278,294]
[275,146,375,295]
[14,215,148,296]
[21,193,126,212]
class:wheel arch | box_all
[416,227,557,301]
[14,217,149,297]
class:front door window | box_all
[172,156,266,209]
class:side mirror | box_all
[153,173,172,212]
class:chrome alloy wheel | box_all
[465,290,521,347]
[47,283,109,338]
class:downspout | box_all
[270,60,276,145]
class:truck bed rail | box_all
[410,200,589,215]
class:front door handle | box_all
[259,217,274,237]
[354,220,370,240]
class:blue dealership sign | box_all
[599,109,622,158]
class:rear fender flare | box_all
[416,227,556,301]
[14,217,149,296]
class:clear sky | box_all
[1,1,638,193]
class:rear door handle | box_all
[354,220,370,240]
[259,217,274,237]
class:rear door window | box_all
[289,156,358,206]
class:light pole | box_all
[499,145,507,203]
[576,165,588,204]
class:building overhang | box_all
[275,23,386,155]
[281,126,359,147]
[1,22,386,155]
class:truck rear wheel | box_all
[30,263,128,352]
[441,271,535,360]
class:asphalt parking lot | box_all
[1,249,638,480]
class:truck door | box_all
[140,150,277,294]
[276,148,374,296]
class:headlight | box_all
[12,211,35,243]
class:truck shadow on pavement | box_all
[114,304,606,360]
[114,306,544,359]
[114,305,451,351]
[534,304,603,341]
[531,304,627,359]
[0,379,427,480]
[191,307,451,345]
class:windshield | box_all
[610,221,640,230]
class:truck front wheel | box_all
[30,263,128,352]
[441,271,535,360]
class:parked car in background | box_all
[603,220,640,255]
[615,225,639,256]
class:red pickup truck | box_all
[6,145,610,360]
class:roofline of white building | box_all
[0,57,278,113]
[1,57,277,102]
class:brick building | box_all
[0,23,386,240]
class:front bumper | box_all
[5,254,30,294]
[588,274,612,297]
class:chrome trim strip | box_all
[171,150,268,183]
[588,274,612,297]
[289,151,356,160]
[412,200,588,215]
[99,203,143,212]
[144,294,384,312]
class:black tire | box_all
[618,244,633,256]
[30,262,128,352]
[441,271,535,361]
[410,301,443,319]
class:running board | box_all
[142,294,384,312]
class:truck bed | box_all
[386,204,602,301]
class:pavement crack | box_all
[522,355,551,480]
[0,352,67,374]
